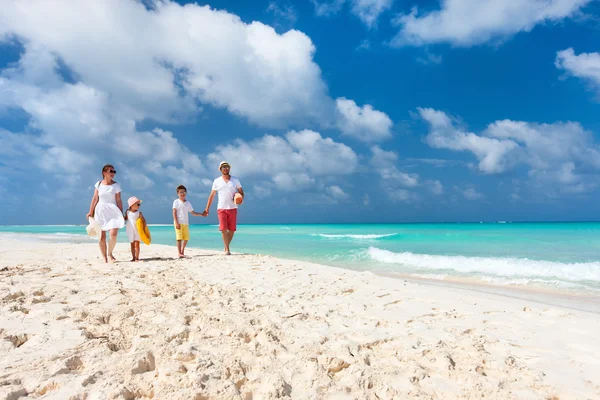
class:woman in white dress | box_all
[86,164,125,263]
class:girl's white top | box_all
[127,210,140,230]
[126,210,141,242]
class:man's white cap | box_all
[219,161,231,170]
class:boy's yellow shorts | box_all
[175,224,190,241]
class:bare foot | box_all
[103,256,108,263]
[130,258,136,262]
[178,253,185,258]
[134,259,140,262]
[225,250,231,255]
[109,254,117,263]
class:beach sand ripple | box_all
[1,241,599,399]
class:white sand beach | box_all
[1,239,599,400]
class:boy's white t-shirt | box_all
[173,199,194,225]
[212,176,242,210]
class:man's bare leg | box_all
[222,230,232,255]
[227,231,235,254]
[108,228,118,262]
[99,231,108,263]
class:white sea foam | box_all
[367,246,600,284]
[311,233,398,240]
[411,273,449,280]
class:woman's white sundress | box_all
[126,210,141,242]
[94,182,125,231]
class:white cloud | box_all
[272,172,316,191]
[362,193,370,205]
[555,48,600,96]
[0,0,396,208]
[356,39,371,51]
[416,51,443,65]
[427,180,444,195]
[391,0,590,47]
[266,1,298,30]
[326,185,350,200]
[420,108,600,192]
[388,188,418,203]
[336,98,393,142]
[312,0,346,16]
[0,49,206,176]
[420,108,518,174]
[311,0,393,28]
[351,0,394,29]
[459,186,484,201]
[0,0,334,128]
[370,146,419,187]
[207,129,359,192]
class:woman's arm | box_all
[116,192,123,213]
[86,189,99,218]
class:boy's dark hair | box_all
[177,185,187,193]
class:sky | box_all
[1,0,600,225]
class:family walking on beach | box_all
[86,161,244,263]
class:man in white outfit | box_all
[203,161,244,255]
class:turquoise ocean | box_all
[2,223,600,295]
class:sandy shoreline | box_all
[1,240,599,399]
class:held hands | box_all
[201,210,208,217]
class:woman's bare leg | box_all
[108,228,118,262]
[99,231,108,263]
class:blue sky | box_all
[1,0,600,225]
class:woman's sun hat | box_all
[219,161,231,171]
[127,196,142,208]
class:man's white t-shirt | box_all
[173,199,194,225]
[212,176,242,210]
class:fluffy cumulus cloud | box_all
[350,0,394,29]
[419,108,600,193]
[370,146,422,202]
[266,1,298,30]
[0,43,206,193]
[206,130,358,192]
[459,186,485,201]
[391,0,590,47]
[0,0,338,128]
[420,108,518,174]
[335,98,393,142]
[556,48,600,96]
[0,0,400,211]
[311,0,393,28]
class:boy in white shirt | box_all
[172,185,204,258]
[202,161,244,255]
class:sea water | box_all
[1,222,600,294]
